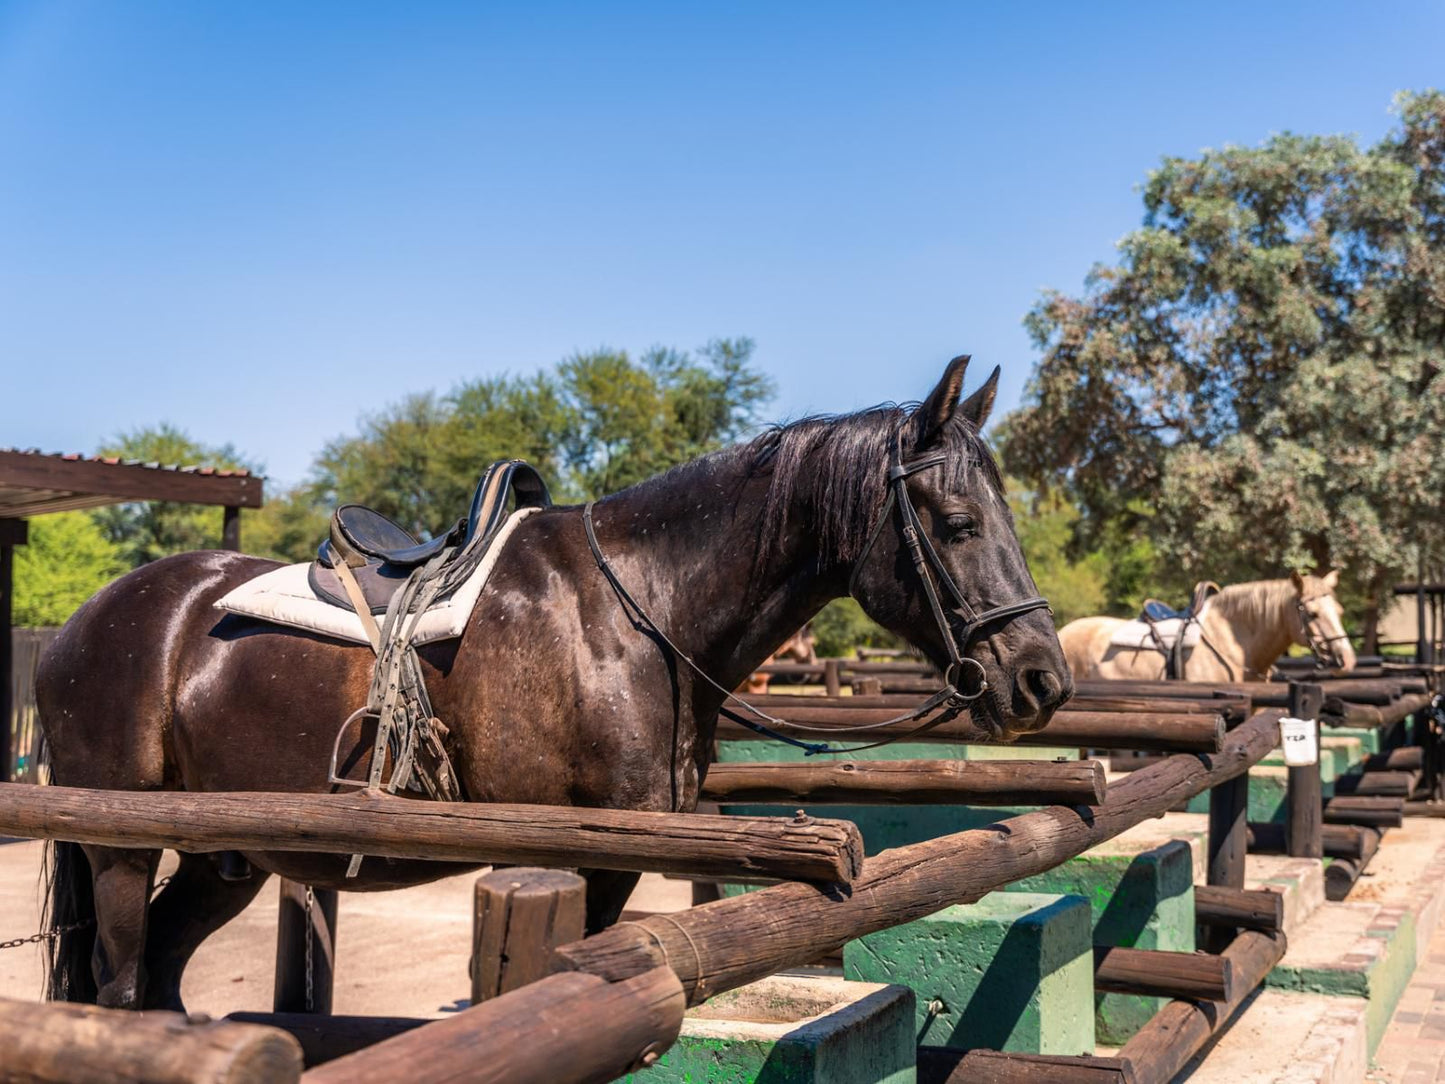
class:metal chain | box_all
[0,874,172,952]
[304,885,315,1012]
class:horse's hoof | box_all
[216,852,253,882]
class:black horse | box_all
[37,355,1071,1010]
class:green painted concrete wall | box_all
[843,892,1094,1054]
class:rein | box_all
[582,449,1051,756]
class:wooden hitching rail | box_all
[0,785,864,885]
[555,709,1284,1004]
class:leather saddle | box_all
[1139,581,1219,679]
[310,459,552,615]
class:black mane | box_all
[752,402,1003,568]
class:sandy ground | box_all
[0,839,690,1016]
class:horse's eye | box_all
[946,513,978,537]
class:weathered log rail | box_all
[555,709,1283,1003]
[699,758,1106,806]
[0,784,865,885]
[717,707,1227,753]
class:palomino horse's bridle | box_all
[1297,593,1352,666]
[583,447,1052,755]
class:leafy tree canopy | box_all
[13,512,127,626]
[92,423,258,565]
[998,91,1445,628]
[311,338,773,538]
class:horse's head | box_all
[849,356,1073,739]
[1288,569,1356,671]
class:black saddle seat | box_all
[1139,580,1220,626]
[310,459,551,614]
[328,507,452,568]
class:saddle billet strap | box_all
[333,560,383,653]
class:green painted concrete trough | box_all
[843,891,1094,1055]
[622,975,917,1084]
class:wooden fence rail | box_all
[557,709,1284,1005]
[0,784,864,885]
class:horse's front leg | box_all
[82,844,160,1009]
[579,869,642,934]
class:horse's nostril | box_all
[1025,668,1064,709]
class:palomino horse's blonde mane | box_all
[1204,578,1299,629]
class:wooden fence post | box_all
[1204,769,1249,953]
[471,868,586,1004]
[274,881,338,1015]
[0,518,26,783]
[823,659,842,698]
[1286,682,1325,859]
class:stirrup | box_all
[327,707,378,791]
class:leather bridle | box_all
[582,445,1053,755]
[848,450,1052,707]
[1296,593,1351,666]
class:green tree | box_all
[13,512,127,626]
[92,424,260,565]
[310,338,775,534]
[810,598,902,658]
[1007,483,1113,625]
[243,485,331,565]
[998,91,1445,643]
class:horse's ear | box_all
[959,365,1001,430]
[1323,568,1341,590]
[910,354,971,450]
[1290,570,1306,593]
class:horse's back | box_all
[1057,616,1126,681]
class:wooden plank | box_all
[471,868,586,1003]
[1286,682,1325,859]
[0,449,264,508]
[0,529,13,784]
[300,967,685,1084]
[222,505,242,551]
[699,759,1105,806]
[1334,770,1418,798]
[0,996,302,1083]
[1324,828,1383,901]
[1094,945,1232,1001]
[1364,747,1426,773]
[1205,769,1249,953]
[1323,795,1404,828]
[1247,821,1374,861]
[916,1048,1136,1084]
[557,711,1284,1004]
[1118,932,1286,1083]
[716,710,1226,754]
[274,882,337,1015]
[0,783,864,884]
[228,1014,424,1069]
[1194,884,1284,933]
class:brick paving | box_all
[1371,933,1445,1081]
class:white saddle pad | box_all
[1107,611,1207,653]
[214,507,541,646]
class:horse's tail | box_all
[41,838,97,1002]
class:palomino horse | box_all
[37,355,1071,1011]
[1058,570,1355,682]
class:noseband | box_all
[849,451,1052,707]
[1297,593,1351,664]
[583,445,1053,755]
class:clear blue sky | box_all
[2,2,1442,486]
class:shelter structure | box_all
[0,448,262,779]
